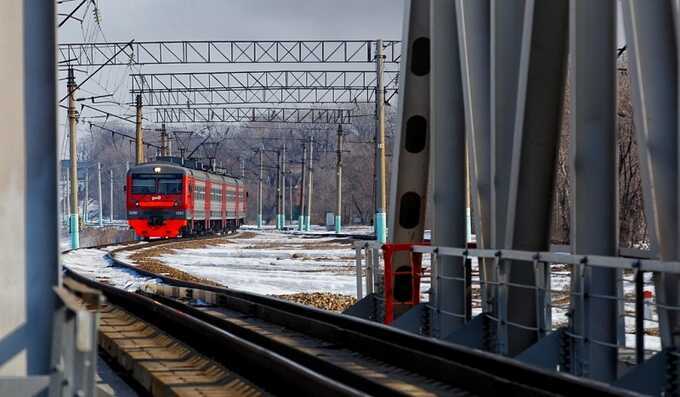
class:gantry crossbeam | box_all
[154,107,352,124]
[130,70,400,105]
[59,40,401,66]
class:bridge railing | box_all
[350,240,676,391]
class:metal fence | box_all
[352,241,676,392]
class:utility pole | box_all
[305,136,314,231]
[257,148,263,229]
[276,150,282,230]
[67,68,80,249]
[110,169,114,222]
[282,143,286,229]
[298,141,307,231]
[135,94,144,164]
[83,168,89,224]
[335,124,343,234]
[97,163,103,227]
[375,39,387,243]
[289,177,294,224]
[160,123,168,157]
[241,157,245,179]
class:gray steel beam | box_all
[59,40,402,66]
[490,0,524,251]
[502,0,568,356]
[155,107,352,124]
[430,0,467,337]
[387,0,431,318]
[490,0,525,323]
[621,1,680,348]
[0,0,58,376]
[456,0,491,250]
[569,0,618,381]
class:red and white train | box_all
[126,159,247,239]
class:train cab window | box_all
[159,178,183,194]
[131,176,155,194]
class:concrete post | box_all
[282,144,286,228]
[110,169,114,222]
[257,148,263,229]
[305,136,314,231]
[276,150,282,230]
[299,141,307,231]
[84,168,89,224]
[375,39,387,243]
[0,0,59,376]
[97,163,103,227]
[336,124,343,233]
[135,94,144,164]
[68,68,80,249]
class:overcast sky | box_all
[60,0,405,42]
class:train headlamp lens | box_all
[154,167,162,173]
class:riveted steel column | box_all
[621,1,679,348]
[490,1,524,322]
[503,0,569,356]
[387,0,431,317]
[430,0,467,336]
[569,0,618,381]
[0,0,58,376]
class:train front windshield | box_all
[131,174,183,194]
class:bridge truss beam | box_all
[154,107,352,124]
[59,40,401,66]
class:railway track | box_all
[62,236,638,397]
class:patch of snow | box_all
[62,247,159,292]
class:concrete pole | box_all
[83,168,89,224]
[305,136,314,231]
[257,149,263,229]
[160,123,168,157]
[68,68,80,249]
[375,39,387,243]
[335,124,343,233]
[299,141,307,231]
[97,163,103,227]
[135,94,144,164]
[282,144,286,228]
[289,178,294,223]
[110,169,114,222]
[0,0,59,376]
[276,150,282,230]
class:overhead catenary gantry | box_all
[130,70,400,106]
[153,106,353,124]
[58,40,401,66]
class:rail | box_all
[61,239,635,396]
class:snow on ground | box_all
[119,229,361,296]
[62,243,158,291]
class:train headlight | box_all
[154,167,162,173]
